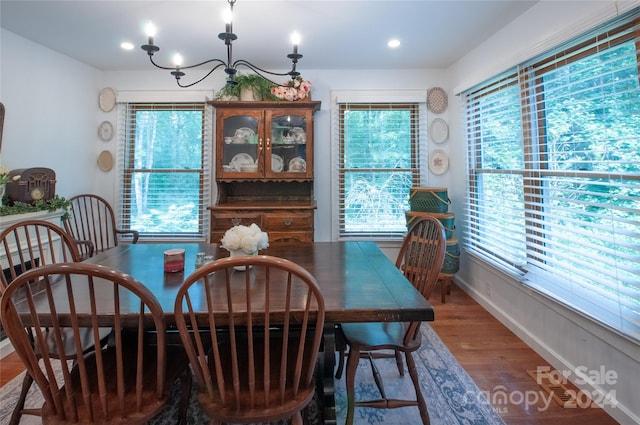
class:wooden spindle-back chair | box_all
[0,219,93,425]
[336,216,446,425]
[0,262,192,424]
[64,194,139,260]
[174,255,325,425]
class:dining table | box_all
[76,241,436,424]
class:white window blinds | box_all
[336,102,423,238]
[118,103,212,239]
[463,11,640,340]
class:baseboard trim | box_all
[453,275,639,425]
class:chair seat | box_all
[340,322,422,353]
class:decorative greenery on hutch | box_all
[0,195,71,219]
[215,73,279,101]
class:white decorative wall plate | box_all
[429,149,449,175]
[430,118,449,144]
[98,121,113,141]
[98,87,117,112]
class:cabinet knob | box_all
[231,218,242,226]
[283,218,293,226]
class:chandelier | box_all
[140,0,302,88]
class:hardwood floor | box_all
[429,282,619,425]
[0,282,620,424]
[0,350,23,387]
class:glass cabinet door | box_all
[267,111,309,178]
[219,111,261,177]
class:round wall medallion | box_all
[427,87,448,114]
[98,87,117,112]
[98,121,114,141]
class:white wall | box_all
[447,2,640,423]
[0,29,106,200]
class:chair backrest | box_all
[0,219,80,292]
[174,255,325,422]
[395,216,446,343]
[64,194,137,259]
[0,262,170,423]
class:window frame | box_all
[119,102,211,240]
[333,97,425,240]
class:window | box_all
[336,101,422,238]
[463,12,640,339]
[119,103,211,239]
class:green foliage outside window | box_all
[341,106,418,235]
[124,106,205,235]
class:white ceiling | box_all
[0,0,538,73]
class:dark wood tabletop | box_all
[82,241,434,325]
[32,241,428,423]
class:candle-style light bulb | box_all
[223,7,233,33]
[173,53,183,67]
[145,22,157,44]
[290,32,301,54]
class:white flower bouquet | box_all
[220,223,269,255]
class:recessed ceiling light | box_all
[388,39,400,48]
[121,42,134,50]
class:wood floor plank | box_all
[0,351,24,386]
[429,282,618,424]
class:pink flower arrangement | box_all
[271,76,312,101]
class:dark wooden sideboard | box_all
[208,101,320,244]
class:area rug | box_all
[0,324,504,425]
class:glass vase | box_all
[229,249,256,271]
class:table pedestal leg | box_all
[316,322,337,424]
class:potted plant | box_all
[215,73,278,101]
[214,82,240,101]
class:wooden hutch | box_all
[208,100,321,244]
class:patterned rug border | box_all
[0,324,504,425]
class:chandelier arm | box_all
[148,55,180,71]
[175,67,224,88]
[177,59,228,71]
[150,55,229,72]
[232,60,297,84]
